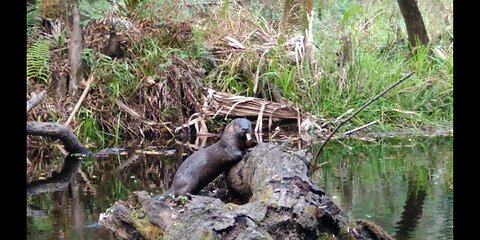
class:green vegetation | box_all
[26,0,452,147]
[74,106,106,148]
[27,40,51,85]
[304,0,452,130]
[27,3,42,28]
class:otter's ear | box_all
[232,119,239,127]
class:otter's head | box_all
[221,118,254,150]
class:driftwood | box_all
[98,143,393,239]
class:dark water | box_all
[26,143,188,240]
[313,137,453,240]
[26,137,453,240]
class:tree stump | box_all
[98,143,393,240]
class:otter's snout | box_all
[245,132,253,146]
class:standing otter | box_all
[159,118,254,199]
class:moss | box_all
[258,186,274,204]
[126,207,164,240]
[337,225,356,240]
[142,224,163,240]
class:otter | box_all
[159,118,254,199]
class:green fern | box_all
[27,4,41,28]
[124,0,147,14]
[27,40,52,84]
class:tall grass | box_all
[75,106,106,149]
[187,0,452,130]
[303,0,451,129]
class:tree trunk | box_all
[98,143,393,240]
[68,0,85,97]
[396,0,429,48]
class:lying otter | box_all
[159,118,254,199]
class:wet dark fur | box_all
[160,118,253,198]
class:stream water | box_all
[26,136,453,239]
[314,137,453,240]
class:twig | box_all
[255,103,267,133]
[317,161,330,169]
[343,120,379,136]
[312,72,415,168]
[27,7,36,14]
[296,104,302,149]
[27,90,47,113]
[65,73,95,126]
[253,50,269,95]
[335,108,354,122]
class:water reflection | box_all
[27,136,453,240]
[26,142,188,240]
[314,137,453,240]
[27,156,116,239]
[395,177,427,240]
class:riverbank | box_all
[27,0,453,149]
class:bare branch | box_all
[343,120,379,136]
[65,73,95,126]
[312,72,415,168]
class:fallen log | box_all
[98,143,393,239]
[27,90,89,155]
[27,121,89,154]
